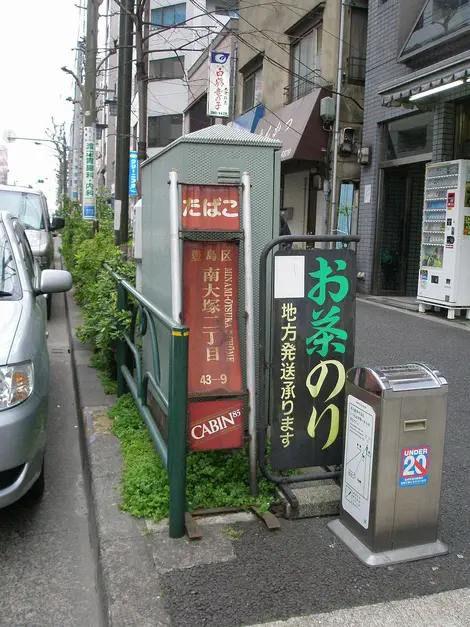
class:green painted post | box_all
[116,282,129,397]
[168,328,189,539]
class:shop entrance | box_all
[375,162,426,296]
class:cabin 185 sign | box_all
[271,249,356,471]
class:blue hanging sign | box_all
[129,151,138,197]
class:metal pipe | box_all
[330,0,346,241]
[242,172,258,498]
[169,169,182,322]
[168,330,189,538]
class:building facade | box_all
[358,0,470,295]
[140,0,235,158]
[235,0,368,238]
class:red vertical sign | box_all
[183,241,243,395]
[181,185,244,450]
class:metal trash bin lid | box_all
[347,363,447,396]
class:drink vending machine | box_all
[417,159,470,320]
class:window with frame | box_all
[149,56,185,80]
[151,3,186,28]
[348,7,367,84]
[242,66,263,112]
[290,24,322,102]
[381,112,434,161]
[207,0,239,16]
[148,114,183,148]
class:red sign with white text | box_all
[183,241,243,396]
[188,399,244,450]
[182,185,240,231]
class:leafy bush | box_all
[59,197,93,271]
[110,394,275,521]
[60,190,135,378]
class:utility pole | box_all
[71,41,85,200]
[83,0,102,221]
[115,0,135,246]
[136,0,149,192]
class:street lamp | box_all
[4,133,68,201]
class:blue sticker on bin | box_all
[399,446,429,487]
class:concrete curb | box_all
[64,286,171,626]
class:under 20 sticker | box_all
[399,446,429,487]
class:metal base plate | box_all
[328,519,449,568]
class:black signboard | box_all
[271,248,356,471]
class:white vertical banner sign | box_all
[82,126,96,219]
[207,51,231,118]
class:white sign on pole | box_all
[207,51,231,118]
[83,126,96,220]
[342,395,375,529]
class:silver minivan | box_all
[0,184,65,319]
[0,211,72,507]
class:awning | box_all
[229,104,265,133]
[379,51,470,107]
[254,88,328,162]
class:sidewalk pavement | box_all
[67,284,470,627]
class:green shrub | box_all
[110,394,275,521]
[60,190,135,379]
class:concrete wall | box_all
[283,170,309,234]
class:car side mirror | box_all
[37,269,72,295]
[50,216,65,231]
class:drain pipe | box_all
[329,0,346,241]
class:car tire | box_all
[47,295,52,320]
[25,460,45,503]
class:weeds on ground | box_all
[109,394,276,521]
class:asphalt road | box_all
[161,301,470,627]
[0,271,101,625]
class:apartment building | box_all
[140,0,235,157]
[235,0,368,237]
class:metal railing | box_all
[347,57,366,84]
[106,265,189,538]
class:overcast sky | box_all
[0,0,80,211]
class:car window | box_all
[13,221,35,285]
[0,190,44,230]
[0,222,21,299]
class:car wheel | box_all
[25,460,45,503]
[47,295,52,320]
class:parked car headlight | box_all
[0,362,34,410]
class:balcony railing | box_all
[284,73,320,105]
[348,57,366,84]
